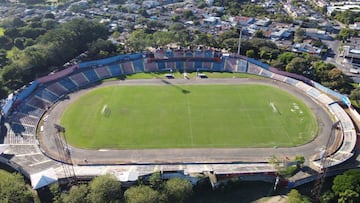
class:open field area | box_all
[60,84,317,149]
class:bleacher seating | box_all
[58,77,78,91]
[144,62,158,72]
[212,59,225,71]
[121,62,135,74]
[271,73,286,82]
[46,82,68,97]
[11,113,38,126]
[317,94,333,105]
[174,50,184,57]
[83,69,100,82]
[69,72,89,87]
[176,61,184,70]
[306,88,321,99]
[225,58,237,72]
[154,49,165,58]
[204,50,213,58]
[10,123,35,135]
[20,105,44,118]
[108,64,122,76]
[158,61,166,70]
[194,61,202,69]
[296,82,311,92]
[166,61,175,70]
[259,69,273,78]
[36,89,58,103]
[165,49,174,57]
[284,77,299,86]
[195,50,204,57]
[28,96,50,109]
[132,59,145,73]
[203,62,213,69]
[247,64,262,75]
[185,50,193,57]
[95,66,111,79]
[185,61,195,71]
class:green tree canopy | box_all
[285,57,311,75]
[0,170,33,203]
[124,185,160,203]
[164,178,193,203]
[332,169,360,202]
[88,174,122,203]
[62,184,89,203]
[287,189,311,203]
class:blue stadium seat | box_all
[59,77,78,91]
[132,59,145,72]
[194,61,202,69]
[158,61,166,70]
[36,89,58,103]
[176,61,184,70]
[83,69,100,82]
[108,64,122,76]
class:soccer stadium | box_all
[0,49,359,189]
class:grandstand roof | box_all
[30,167,58,189]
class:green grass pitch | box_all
[60,84,318,149]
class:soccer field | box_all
[60,84,318,149]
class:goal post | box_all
[101,105,111,117]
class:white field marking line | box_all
[269,102,277,113]
[185,95,194,146]
[268,100,292,143]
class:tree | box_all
[164,178,192,203]
[124,185,160,203]
[62,184,89,203]
[0,171,33,203]
[320,191,335,203]
[169,23,185,31]
[276,52,297,69]
[149,172,163,190]
[337,28,358,41]
[350,87,360,105]
[246,49,256,58]
[285,57,310,75]
[287,189,311,203]
[338,189,359,203]
[295,28,305,43]
[183,10,194,20]
[88,39,117,59]
[324,68,349,92]
[332,169,360,203]
[88,174,122,203]
[254,30,265,38]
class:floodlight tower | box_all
[311,121,339,202]
[54,124,77,186]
